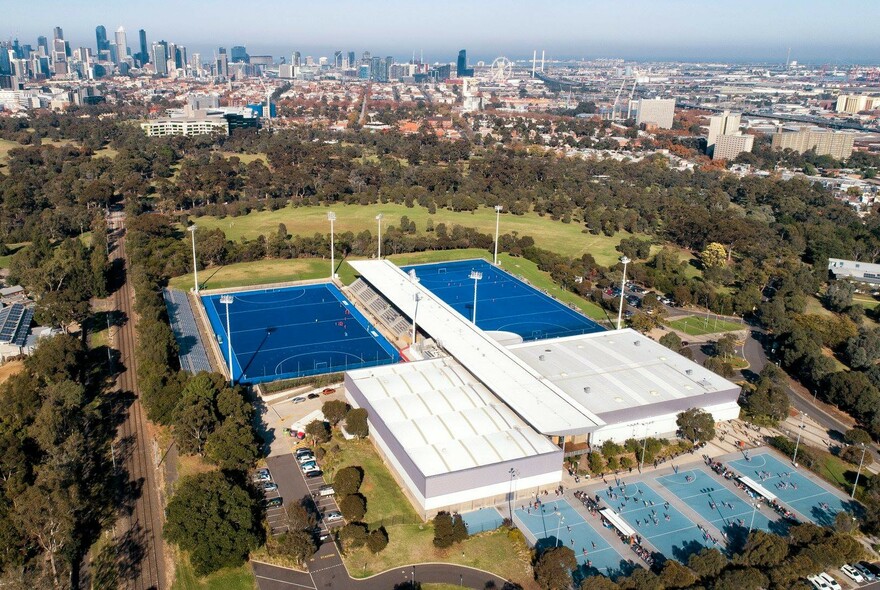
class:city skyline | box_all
[2,0,879,64]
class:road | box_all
[255,454,508,590]
[109,212,166,590]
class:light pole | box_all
[327,212,336,279]
[639,424,650,472]
[554,512,564,547]
[616,256,630,330]
[852,443,867,499]
[375,213,383,259]
[219,295,234,383]
[187,225,199,293]
[493,205,503,265]
[748,501,758,534]
[411,292,422,346]
[469,270,482,324]
[508,468,519,519]
[792,411,806,467]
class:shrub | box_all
[433,511,455,548]
[345,408,369,438]
[367,527,389,554]
[339,493,367,521]
[338,523,368,551]
[333,466,364,497]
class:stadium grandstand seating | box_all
[163,288,213,374]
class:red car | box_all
[321,387,336,395]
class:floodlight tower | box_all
[375,213,383,259]
[493,205,503,265]
[219,294,234,382]
[327,212,336,278]
[616,255,630,330]
[411,292,422,346]
[187,225,199,292]
[469,270,483,324]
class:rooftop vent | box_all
[686,369,693,375]
[583,386,591,394]
[634,340,641,346]
[539,354,545,361]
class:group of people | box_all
[697,523,721,546]
[630,542,654,567]
[705,455,737,480]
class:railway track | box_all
[110,213,166,590]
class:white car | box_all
[291,396,306,404]
[818,573,842,590]
[840,565,864,583]
[302,464,320,474]
[297,453,316,465]
[807,575,830,590]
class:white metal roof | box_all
[349,260,604,436]
[348,358,560,477]
[508,330,741,419]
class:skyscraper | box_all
[348,51,355,69]
[37,36,48,56]
[138,29,148,65]
[152,41,168,75]
[230,46,249,63]
[456,49,473,77]
[114,27,128,63]
[216,47,229,77]
[333,50,342,69]
[707,111,741,157]
[635,98,675,129]
[53,26,63,40]
[95,26,108,53]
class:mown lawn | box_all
[171,554,255,590]
[219,151,267,165]
[665,316,744,336]
[0,242,27,268]
[187,204,644,265]
[343,526,537,589]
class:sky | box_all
[2,0,879,64]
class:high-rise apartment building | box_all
[292,51,301,66]
[114,27,128,63]
[635,98,675,129]
[53,27,63,41]
[712,134,754,161]
[37,36,48,56]
[348,51,356,69]
[707,110,741,156]
[835,94,879,115]
[216,47,229,77]
[770,126,855,159]
[230,46,249,63]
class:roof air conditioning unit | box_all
[634,340,641,346]
[583,386,591,394]
[539,354,545,361]
[686,369,693,375]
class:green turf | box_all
[171,555,255,590]
[187,204,643,265]
[219,152,267,165]
[0,243,27,269]
[853,296,880,310]
[665,316,744,336]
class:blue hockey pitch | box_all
[400,259,604,341]
[202,284,399,384]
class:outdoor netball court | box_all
[514,450,856,576]
[202,283,399,384]
[401,259,604,341]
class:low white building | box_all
[828,258,880,285]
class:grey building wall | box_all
[593,386,741,426]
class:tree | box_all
[659,331,683,352]
[579,576,620,590]
[333,466,364,497]
[339,494,367,522]
[272,530,316,566]
[845,428,872,446]
[322,400,350,426]
[345,408,369,438]
[735,530,789,567]
[204,415,260,470]
[173,376,221,456]
[164,471,262,576]
[658,560,697,588]
[704,356,736,378]
[433,511,455,548]
[534,546,577,590]
[700,242,728,269]
[305,419,331,443]
[338,522,369,551]
[715,334,737,359]
[825,280,855,312]
[712,567,768,590]
[367,527,389,554]
[844,328,880,369]
[588,452,605,474]
[687,547,727,579]
[451,512,468,543]
[287,502,318,531]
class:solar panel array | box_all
[162,289,213,374]
[0,303,34,346]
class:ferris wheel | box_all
[489,56,513,82]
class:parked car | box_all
[291,396,306,404]
[807,574,830,590]
[297,453,316,465]
[818,573,841,590]
[317,485,335,497]
[263,497,283,508]
[840,565,864,583]
[261,482,278,492]
[854,562,877,581]
[859,561,880,577]
[251,469,271,483]
[307,393,320,399]
[295,446,312,455]
[322,387,336,395]
[305,469,324,478]
[302,463,320,474]
[324,511,344,523]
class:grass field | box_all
[171,554,255,590]
[167,249,609,321]
[0,138,20,170]
[188,204,643,265]
[343,526,536,588]
[665,316,744,336]
[319,435,420,524]
[219,152,267,165]
[0,243,28,268]
[854,295,880,310]
[0,360,24,385]
[92,146,119,159]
